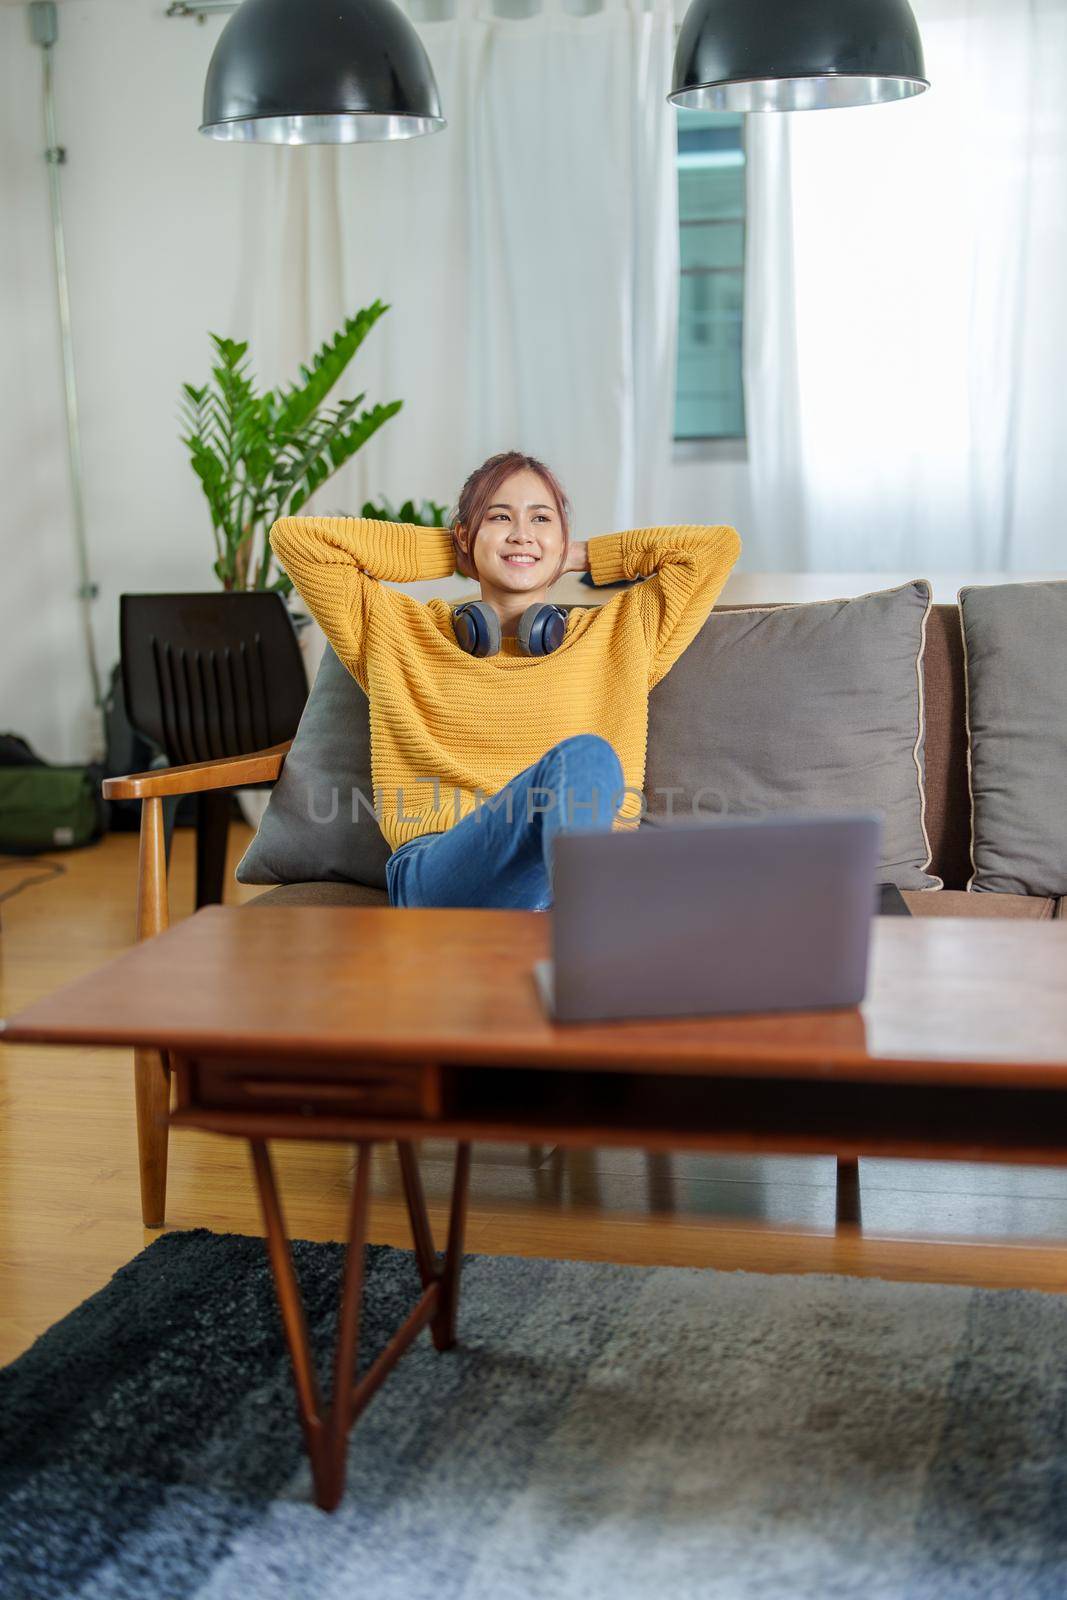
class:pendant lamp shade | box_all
[670,0,929,113]
[200,0,445,143]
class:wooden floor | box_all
[3,821,1067,1366]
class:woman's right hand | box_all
[451,526,478,581]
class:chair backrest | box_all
[120,593,309,765]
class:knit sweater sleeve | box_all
[269,516,457,684]
[585,524,742,689]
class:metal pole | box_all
[28,1,105,757]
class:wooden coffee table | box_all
[5,905,1067,1510]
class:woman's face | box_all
[462,468,566,593]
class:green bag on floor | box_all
[0,764,106,853]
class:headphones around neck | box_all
[452,599,568,658]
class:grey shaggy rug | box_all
[2,1229,1067,1599]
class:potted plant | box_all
[173,309,453,849]
[180,301,404,596]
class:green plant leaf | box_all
[274,304,390,435]
[360,493,448,526]
[286,401,403,515]
[182,310,403,590]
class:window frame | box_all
[672,111,748,450]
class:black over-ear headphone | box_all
[452,600,568,658]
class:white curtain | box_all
[744,0,1067,572]
[234,0,678,537]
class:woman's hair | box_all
[450,450,571,582]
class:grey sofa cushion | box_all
[236,645,391,892]
[958,580,1067,897]
[645,580,941,891]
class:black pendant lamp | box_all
[670,0,929,113]
[200,0,445,143]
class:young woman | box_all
[269,449,741,909]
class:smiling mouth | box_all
[503,553,540,565]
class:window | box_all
[673,111,746,442]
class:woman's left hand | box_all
[559,540,589,576]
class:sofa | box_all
[233,599,1064,922]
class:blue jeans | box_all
[385,732,626,909]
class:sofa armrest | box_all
[102,741,292,801]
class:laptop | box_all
[533,810,884,1024]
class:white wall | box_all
[0,0,773,764]
[1,0,246,762]
[1,1,73,764]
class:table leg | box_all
[434,1142,471,1352]
[835,1156,862,1227]
[395,1139,472,1346]
[250,1138,328,1486]
[396,1140,439,1288]
[249,1137,470,1512]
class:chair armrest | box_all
[101,741,292,801]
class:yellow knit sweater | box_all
[269,517,742,852]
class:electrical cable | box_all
[0,855,67,907]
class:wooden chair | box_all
[103,741,293,1226]
[106,595,311,1223]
